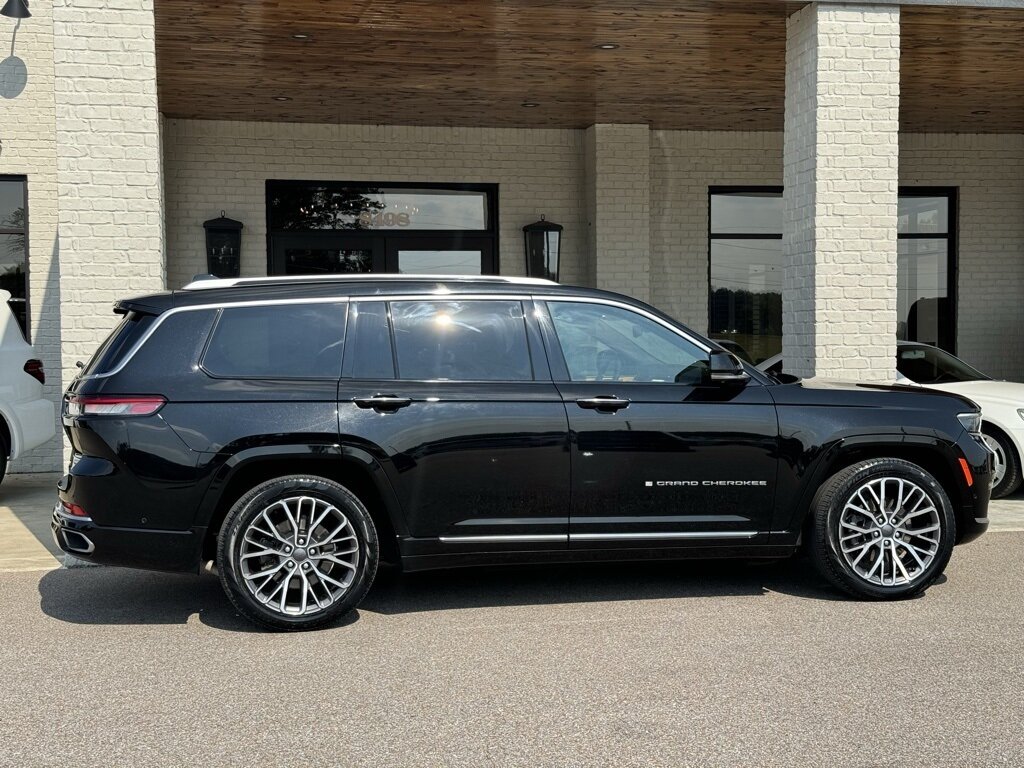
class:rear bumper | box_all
[51,503,203,572]
[5,397,55,458]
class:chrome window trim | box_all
[540,295,713,354]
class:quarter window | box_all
[0,176,28,340]
[203,303,347,379]
[547,301,707,384]
[390,300,532,381]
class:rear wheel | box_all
[810,458,955,600]
[217,475,379,631]
[981,426,1021,499]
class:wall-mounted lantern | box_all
[0,0,31,19]
[203,211,242,278]
[523,215,562,282]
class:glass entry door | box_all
[270,233,384,275]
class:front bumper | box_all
[956,432,992,545]
[51,503,202,572]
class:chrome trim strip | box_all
[570,531,758,541]
[183,274,557,291]
[439,534,568,544]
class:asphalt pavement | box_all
[1,527,1023,767]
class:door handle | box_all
[352,394,412,413]
[575,396,630,412]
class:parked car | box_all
[54,275,990,630]
[0,290,55,486]
[759,342,1021,498]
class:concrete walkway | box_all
[2,472,1023,573]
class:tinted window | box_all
[547,302,707,384]
[82,312,155,376]
[348,301,395,379]
[390,300,532,381]
[896,344,988,385]
[203,303,346,379]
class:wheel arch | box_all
[794,436,966,546]
[0,405,17,459]
[198,444,406,566]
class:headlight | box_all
[958,412,982,434]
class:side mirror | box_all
[709,349,749,385]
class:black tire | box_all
[809,458,955,600]
[217,475,379,631]
[982,426,1021,499]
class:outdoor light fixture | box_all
[595,43,619,50]
[273,96,291,101]
[752,107,770,112]
[523,215,562,282]
[1,0,30,19]
[291,33,310,40]
[520,101,539,108]
[203,211,243,278]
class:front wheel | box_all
[217,475,379,631]
[981,427,1021,499]
[810,458,955,600]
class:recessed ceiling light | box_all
[521,101,539,108]
[291,33,311,40]
[752,107,771,112]
[971,109,990,115]
[595,43,619,50]
[273,96,292,102]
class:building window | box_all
[897,189,957,352]
[0,176,28,340]
[708,188,783,364]
[708,187,958,362]
[266,181,499,277]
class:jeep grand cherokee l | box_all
[53,275,991,630]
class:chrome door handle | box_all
[352,395,412,412]
[575,396,630,412]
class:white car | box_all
[757,341,1023,498]
[0,290,55,485]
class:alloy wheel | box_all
[838,476,941,587]
[981,434,1006,489]
[237,495,360,616]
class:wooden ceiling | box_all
[154,1,1024,133]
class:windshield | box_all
[896,344,989,385]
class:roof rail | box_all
[181,274,558,291]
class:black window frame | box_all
[265,180,500,277]
[0,174,30,342]
[897,187,958,354]
[708,185,959,356]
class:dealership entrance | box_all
[266,181,499,276]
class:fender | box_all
[771,431,962,544]
[192,440,409,537]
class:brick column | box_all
[53,0,165,383]
[584,124,650,301]
[783,3,900,381]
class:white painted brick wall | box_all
[585,124,651,302]
[0,4,62,472]
[783,3,901,381]
[53,0,164,407]
[162,120,587,289]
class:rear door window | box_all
[202,302,347,379]
[389,300,533,381]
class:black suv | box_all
[54,275,991,630]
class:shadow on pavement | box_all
[38,555,841,632]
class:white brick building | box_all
[1,0,1022,473]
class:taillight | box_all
[66,394,166,417]
[24,359,44,385]
[60,499,89,518]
